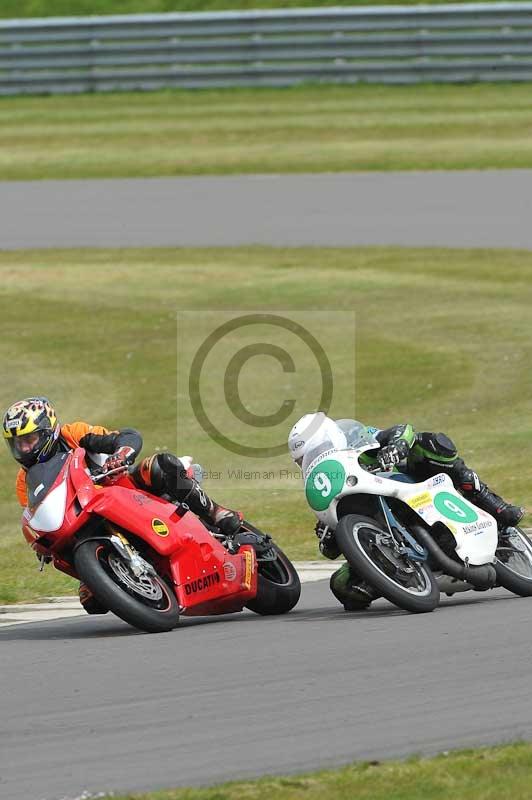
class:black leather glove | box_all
[314,521,327,540]
[315,522,341,559]
[377,439,409,470]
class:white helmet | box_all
[288,412,346,467]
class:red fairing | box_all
[85,483,186,556]
[171,543,258,615]
[21,448,258,614]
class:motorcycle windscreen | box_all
[26,453,69,510]
[25,452,70,532]
[301,422,378,476]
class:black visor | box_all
[7,429,53,469]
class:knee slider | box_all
[158,453,192,499]
[131,454,166,494]
[132,452,190,497]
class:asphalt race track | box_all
[2,170,532,800]
[2,170,532,250]
[2,583,532,800]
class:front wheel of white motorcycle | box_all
[335,514,440,614]
[495,527,532,597]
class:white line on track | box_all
[0,561,340,627]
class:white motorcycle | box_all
[302,422,532,613]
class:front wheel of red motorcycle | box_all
[74,540,179,633]
[246,542,301,616]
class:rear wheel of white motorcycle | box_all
[246,544,301,615]
[495,528,532,596]
[74,540,180,633]
[335,514,440,614]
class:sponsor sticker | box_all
[133,493,150,507]
[462,520,492,535]
[184,572,220,595]
[408,491,433,510]
[151,518,169,537]
[243,550,254,590]
[223,562,237,581]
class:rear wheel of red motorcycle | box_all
[246,544,301,615]
[74,540,179,633]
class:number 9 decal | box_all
[443,499,467,518]
[314,472,332,498]
[305,459,346,512]
[433,491,479,524]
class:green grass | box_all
[2,84,532,180]
[3,0,528,18]
[100,742,532,799]
[1,245,532,603]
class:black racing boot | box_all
[459,470,525,529]
[470,486,524,529]
[342,581,376,611]
[182,482,242,536]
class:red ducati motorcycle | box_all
[21,448,301,633]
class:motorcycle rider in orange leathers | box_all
[3,396,241,613]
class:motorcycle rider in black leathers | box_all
[288,413,525,611]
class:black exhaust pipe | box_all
[409,524,497,590]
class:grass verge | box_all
[1,245,532,603]
[3,0,527,17]
[101,742,532,799]
[2,84,532,180]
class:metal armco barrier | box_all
[1,3,532,95]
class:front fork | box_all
[73,525,157,579]
[378,497,428,562]
[107,532,157,578]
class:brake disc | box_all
[108,554,163,601]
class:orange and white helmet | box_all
[288,412,346,467]
[2,396,60,469]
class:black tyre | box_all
[246,544,301,615]
[74,540,179,633]
[495,528,532,597]
[335,514,440,614]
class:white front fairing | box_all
[303,444,498,566]
[27,478,68,533]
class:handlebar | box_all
[91,465,129,483]
[365,463,395,475]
